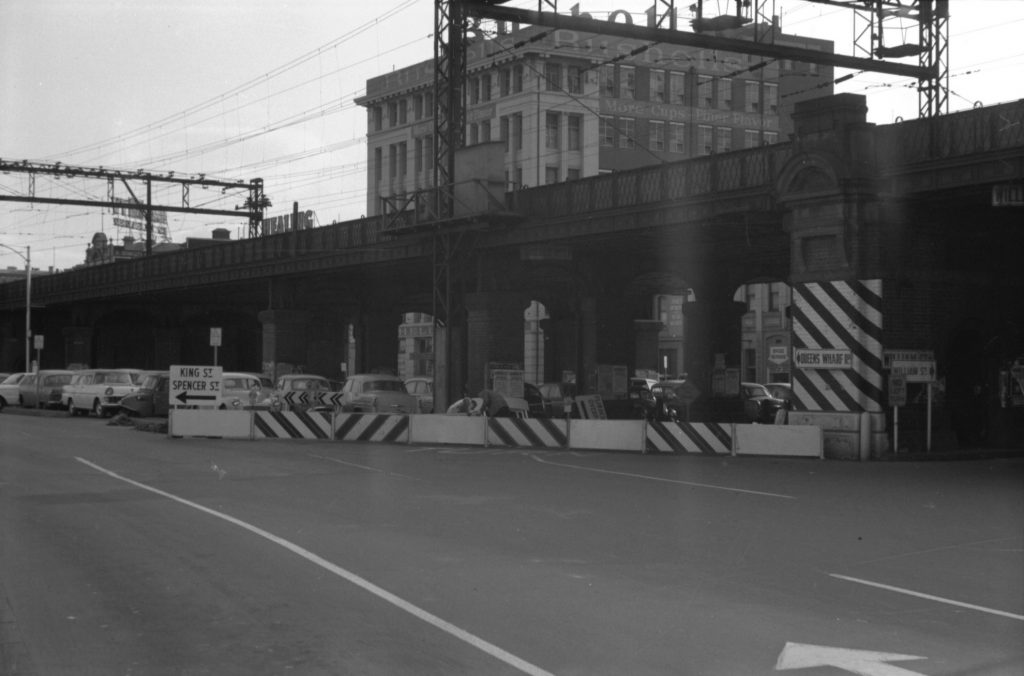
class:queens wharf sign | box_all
[793,348,853,370]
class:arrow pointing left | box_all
[175,391,218,405]
[776,642,927,676]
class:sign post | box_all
[888,374,907,454]
[891,356,938,453]
[210,327,222,367]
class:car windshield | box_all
[1,373,24,385]
[96,372,133,385]
[366,380,407,393]
[290,378,326,390]
[44,374,72,385]
[141,375,164,389]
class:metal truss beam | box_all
[0,160,269,244]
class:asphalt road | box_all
[1,411,1022,675]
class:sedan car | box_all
[404,376,434,413]
[65,368,143,417]
[19,370,74,409]
[266,373,335,411]
[119,371,171,417]
[219,372,269,410]
[741,382,790,424]
[0,372,28,411]
[338,374,418,414]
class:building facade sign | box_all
[261,210,316,235]
[111,197,169,240]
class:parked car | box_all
[19,370,74,409]
[65,368,143,417]
[765,382,795,405]
[649,379,694,422]
[404,376,434,413]
[741,382,790,424]
[338,374,418,414]
[523,382,545,417]
[119,371,171,417]
[537,381,579,417]
[266,373,335,411]
[0,372,28,411]
[219,372,269,410]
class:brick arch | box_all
[774,151,845,200]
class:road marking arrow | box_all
[776,642,927,675]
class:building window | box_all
[670,122,686,153]
[715,127,731,153]
[397,141,407,177]
[765,83,778,113]
[374,147,383,181]
[769,283,782,311]
[513,64,524,92]
[717,78,732,110]
[602,65,616,97]
[545,166,560,184]
[619,117,635,149]
[599,116,615,147]
[424,92,433,118]
[480,119,491,142]
[481,73,492,101]
[372,106,383,131]
[567,167,580,181]
[698,75,713,108]
[388,144,398,178]
[544,62,562,91]
[469,122,479,145]
[670,71,686,104]
[567,66,583,94]
[746,285,758,311]
[745,81,760,112]
[398,98,407,124]
[619,66,635,100]
[699,125,713,155]
[500,115,510,151]
[651,70,666,102]
[388,101,398,126]
[500,68,511,96]
[567,114,582,151]
[744,129,759,148]
[650,120,665,151]
[469,77,479,105]
[763,130,778,145]
[414,137,423,173]
[513,112,523,150]
[545,112,560,149]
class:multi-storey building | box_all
[357,17,833,215]
[359,15,833,385]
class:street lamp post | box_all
[0,244,31,371]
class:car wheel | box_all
[93,399,105,417]
[0,397,5,412]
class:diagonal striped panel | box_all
[645,422,732,454]
[254,410,333,439]
[333,413,410,443]
[486,418,569,448]
[792,279,884,413]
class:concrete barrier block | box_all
[569,419,645,452]
[170,409,252,439]
[410,415,486,446]
[646,421,733,455]
[733,424,822,457]
[486,417,568,448]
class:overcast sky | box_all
[2,0,1022,271]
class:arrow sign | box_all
[776,642,926,675]
[175,391,219,405]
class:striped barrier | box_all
[254,410,333,439]
[485,417,568,448]
[645,421,733,455]
[334,413,410,444]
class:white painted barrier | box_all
[409,415,486,446]
[733,424,823,458]
[169,409,252,439]
[567,419,645,452]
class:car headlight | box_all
[105,387,114,396]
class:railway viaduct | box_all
[2,95,1023,454]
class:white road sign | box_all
[891,360,937,383]
[170,364,222,407]
[793,348,853,370]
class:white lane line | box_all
[830,573,1024,621]
[529,454,796,499]
[75,457,555,676]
